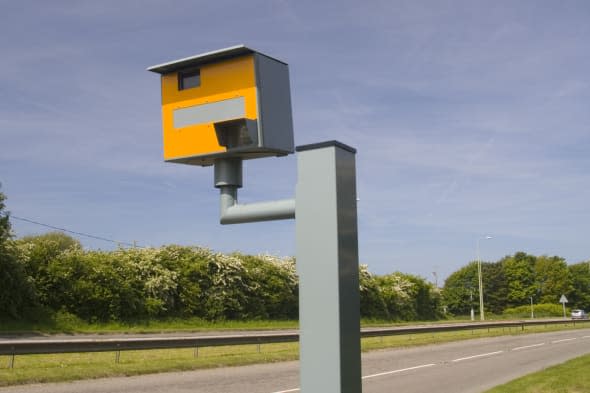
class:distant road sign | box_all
[559,294,568,303]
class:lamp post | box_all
[477,235,492,321]
[470,287,475,321]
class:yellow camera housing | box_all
[148,45,294,166]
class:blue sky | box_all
[1,0,589,281]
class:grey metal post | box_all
[295,141,362,393]
[214,158,295,224]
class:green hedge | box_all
[2,233,442,323]
[503,303,567,318]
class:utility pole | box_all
[476,235,492,321]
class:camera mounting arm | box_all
[214,158,295,225]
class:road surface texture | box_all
[2,328,589,393]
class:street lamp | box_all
[477,235,492,321]
[470,287,475,321]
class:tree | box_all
[15,232,81,307]
[239,254,298,319]
[502,252,537,307]
[481,261,508,315]
[406,274,441,320]
[18,232,81,252]
[0,186,10,244]
[568,262,590,310]
[0,186,38,319]
[442,262,479,315]
[374,272,439,320]
[534,256,572,304]
[359,264,388,319]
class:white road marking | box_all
[552,338,577,344]
[362,363,437,379]
[270,363,437,392]
[452,351,504,362]
[271,332,590,393]
[512,343,545,351]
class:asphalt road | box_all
[2,328,590,393]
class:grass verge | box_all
[2,316,493,336]
[0,317,299,335]
[0,343,299,386]
[1,314,532,336]
[1,322,588,387]
[484,353,590,393]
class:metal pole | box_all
[530,297,534,319]
[477,239,485,321]
[214,158,295,224]
[212,142,362,392]
[296,141,362,393]
[476,236,492,321]
[470,289,475,321]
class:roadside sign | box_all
[560,294,568,319]
[559,294,568,303]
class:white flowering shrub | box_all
[9,234,440,322]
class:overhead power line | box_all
[10,215,140,248]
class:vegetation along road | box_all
[1,328,588,393]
